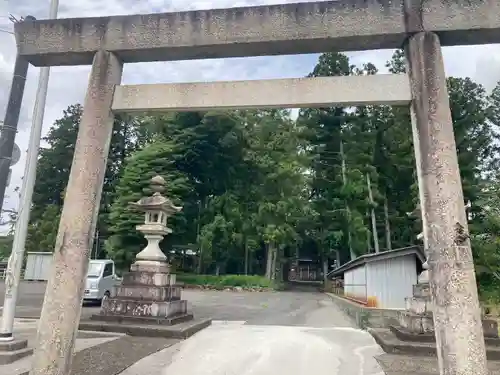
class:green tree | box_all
[246,109,309,280]
[105,140,194,270]
[0,235,12,260]
[26,204,61,253]
[448,77,493,208]
[298,52,371,264]
[470,180,500,301]
[28,104,145,254]
[31,104,82,222]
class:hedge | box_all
[176,273,275,288]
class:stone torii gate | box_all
[11,1,500,374]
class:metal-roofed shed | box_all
[328,246,425,309]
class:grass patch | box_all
[176,273,275,289]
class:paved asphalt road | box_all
[0,281,354,327]
[0,281,102,319]
[0,281,389,375]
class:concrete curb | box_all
[78,318,211,339]
[325,293,401,329]
[389,324,500,346]
[370,328,500,361]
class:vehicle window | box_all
[87,263,103,278]
[103,263,113,277]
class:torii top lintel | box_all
[14,0,499,67]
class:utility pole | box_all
[340,140,355,260]
[0,16,34,217]
[383,196,392,251]
[366,173,379,253]
[92,230,99,259]
[0,1,59,342]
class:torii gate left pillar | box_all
[29,51,122,375]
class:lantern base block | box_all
[89,312,194,327]
[131,261,171,273]
[95,260,193,326]
[99,298,190,320]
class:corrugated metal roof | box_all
[327,245,425,278]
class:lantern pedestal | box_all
[95,259,193,325]
[133,224,169,267]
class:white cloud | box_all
[1,0,499,221]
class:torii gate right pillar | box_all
[405,31,487,375]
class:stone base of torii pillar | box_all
[372,252,500,357]
[397,234,498,340]
[376,204,499,344]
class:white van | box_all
[84,259,120,304]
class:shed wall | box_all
[365,255,418,309]
[344,266,367,300]
[24,252,53,281]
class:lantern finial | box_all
[150,175,166,194]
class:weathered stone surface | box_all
[484,319,499,339]
[101,298,188,318]
[407,31,488,374]
[122,271,176,287]
[376,351,500,375]
[390,324,500,344]
[412,283,430,299]
[398,311,434,334]
[27,51,124,375]
[0,338,29,351]
[400,301,498,339]
[80,318,211,339]
[113,75,411,113]
[130,262,171,273]
[405,296,433,315]
[14,0,500,66]
[370,328,500,361]
[112,284,181,301]
[0,339,32,364]
[98,258,191,323]
[0,346,33,365]
[91,312,194,326]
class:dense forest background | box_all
[2,50,500,301]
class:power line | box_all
[0,13,21,34]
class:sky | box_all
[1,0,500,224]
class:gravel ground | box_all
[69,336,179,375]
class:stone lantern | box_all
[131,175,182,267]
[94,175,194,326]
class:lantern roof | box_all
[130,175,182,214]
